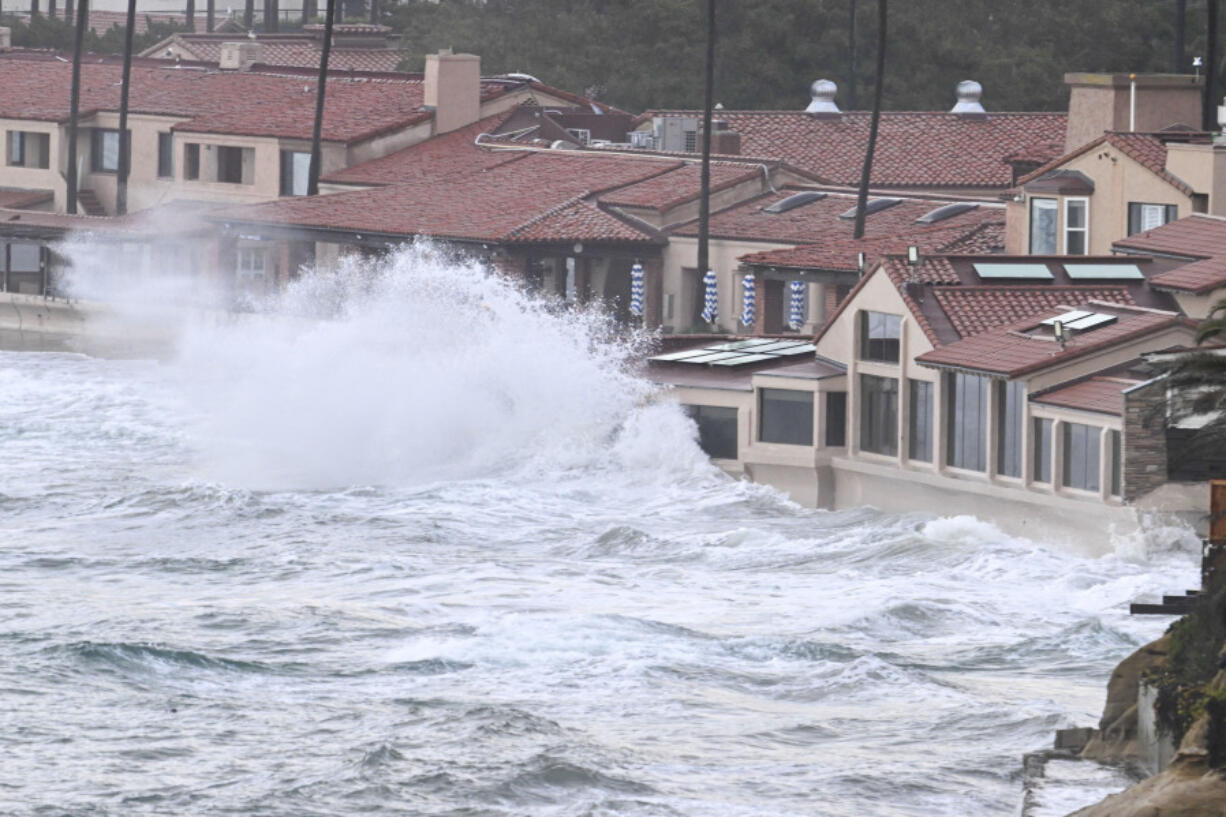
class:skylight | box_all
[763,191,826,214]
[838,198,902,220]
[649,339,816,368]
[973,262,1054,280]
[1040,310,1118,332]
[1063,263,1146,280]
[915,202,978,224]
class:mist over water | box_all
[0,245,1199,815]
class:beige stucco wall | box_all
[1172,288,1226,320]
[0,116,64,204]
[662,235,796,333]
[1064,76,1203,154]
[1166,142,1226,214]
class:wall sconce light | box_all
[907,245,920,266]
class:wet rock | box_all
[1079,634,1170,763]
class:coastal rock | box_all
[1079,634,1170,762]
[1066,761,1226,817]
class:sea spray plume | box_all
[170,241,691,490]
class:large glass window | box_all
[860,311,901,363]
[685,405,738,460]
[1033,418,1053,483]
[6,131,50,169]
[1029,197,1058,254]
[217,145,252,184]
[759,388,814,446]
[1064,197,1088,254]
[157,132,173,178]
[825,392,847,447]
[90,128,124,173]
[947,372,989,471]
[1127,202,1178,235]
[184,143,200,180]
[280,150,311,196]
[997,381,1025,477]
[859,374,898,456]
[909,379,933,462]
[1063,422,1101,492]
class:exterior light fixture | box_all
[907,245,920,266]
[573,242,584,254]
[1195,56,1204,81]
[857,251,867,275]
[1053,319,1068,348]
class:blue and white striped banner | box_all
[788,280,806,330]
[701,269,718,323]
[741,273,755,326]
[629,261,644,317]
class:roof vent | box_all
[219,41,261,71]
[763,191,826,214]
[951,80,986,115]
[838,197,901,220]
[805,79,841,114]
[915,202,978,224]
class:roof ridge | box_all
[506,192,591,237]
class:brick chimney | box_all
[424,49,481,135]
[709,119,741,155]
[219,41,262,71]
[1064,73,1203,152]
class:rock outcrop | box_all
[1078,634,1170,763]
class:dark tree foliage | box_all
[386,0,1217,113]
[1,13,191,54]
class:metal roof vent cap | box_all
[805,79,841,114]
[951,80,987,115]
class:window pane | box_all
[1110,429,1122,496]
[909,379,932,462]
[760,388,813,446]
[9,243,40,272]
[859,374,898,456]
[947,372,988,471]
[1062,422,1101,491]
[102,130,120,171]
[1065,231,1086,255]
[1033,418,1052,483]
[1066,199,1086,228]
[7,132,21,165]
[861,310,901,362]
[685,405,738,460]
[1030,198,1057,254]
[292,152,310,196]
[158,133,173,178]
[825,392,846,447]
[997,381,1024,477]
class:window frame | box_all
[1062,422,1101,492]
[1029,196,1058,254]
[1127,202,1178,236]
[157,132,174,179]
[908,379,933,462]
[859,373,898,457]
[758,388,815,447]
[685,404,738,460]
[946,372,989,472]
[90,128,125,174]
[859,310,902,363]
[1033,417,1053,483]
[1063,196,1089,255]
[996,380,1025,478]
[825,391,847,448]
[184,143,200,180]
[279,149,311,197]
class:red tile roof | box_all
[0,51,525,144]
[84,9,203,34]
[1031,375,1142,416]
[915,304,1188,378]
[1016,132,1210,196]
[164,36,404,73]
[599,163,765,212]
[214,150,674,243]
[648,110,1068,188]
[1114,214,1226,294]
[932,286,1136,338]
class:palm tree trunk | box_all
[847,0,857,109]
[853,0,886,240]
[185,0,195,30]
[243,0,253,28]
[116,0,136,215]
[1207,0,1219,132]
[1174,0,1187,72]
[696,0,715,293]
[206,0,214,31]
[263,0,277,32]
[66,0,88,215]
[307,0,335,196]
[368,0,377,25]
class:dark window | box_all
[184,143,200,180]
[217,146,244,183]
[1029,197,1057,254]
[860,311,901,362]
[1127,202,1178,235]
[947,372,988,471]
[1033,418,1053,483]
[909,379,933,462]
[759,388,814,446]
[1064,198,1088,255]
[859,374,898,456]
[1110,429,1122,496]
[90,128,125,173]
[7,131,49,169]
[280,150,311,196]
[685,405,738,460]
[157,132,173,178]
[683,130,697,152]
[1063,422,1101,491]
[825,392,847,447]
[997,381,1024,477]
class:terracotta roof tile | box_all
[1031,375,1141,416]
[1114,214,1226,294]
[1016,131,1210,196]
[648,110,1067,188]
[932,286,1136,338]
[508,199,653,243]
[599,163,764,211]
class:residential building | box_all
[141,24,405,73]
[1113,212,1226,319]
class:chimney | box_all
[709,119,741,155]
[805,78,841,118]
[424,49,481,135]
[1063,72,1204,152]
[219,41,262,71]
[950,80,987,117]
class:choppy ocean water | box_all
[0,248,1198,815]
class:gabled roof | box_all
[915,303,1189,378]
[142,32,404,73]
[1113,213,1226,294]
[1015,131,1211,196]
[645,110,1068,189]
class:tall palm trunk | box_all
[1174,0,1187,72]
[1207,0,1220,132]
[696,0,715,292]
[115,0,136,215]
[66,0,88,215]
[853,0,886,240]
[847,0,857,109]
[307,0,335,196]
